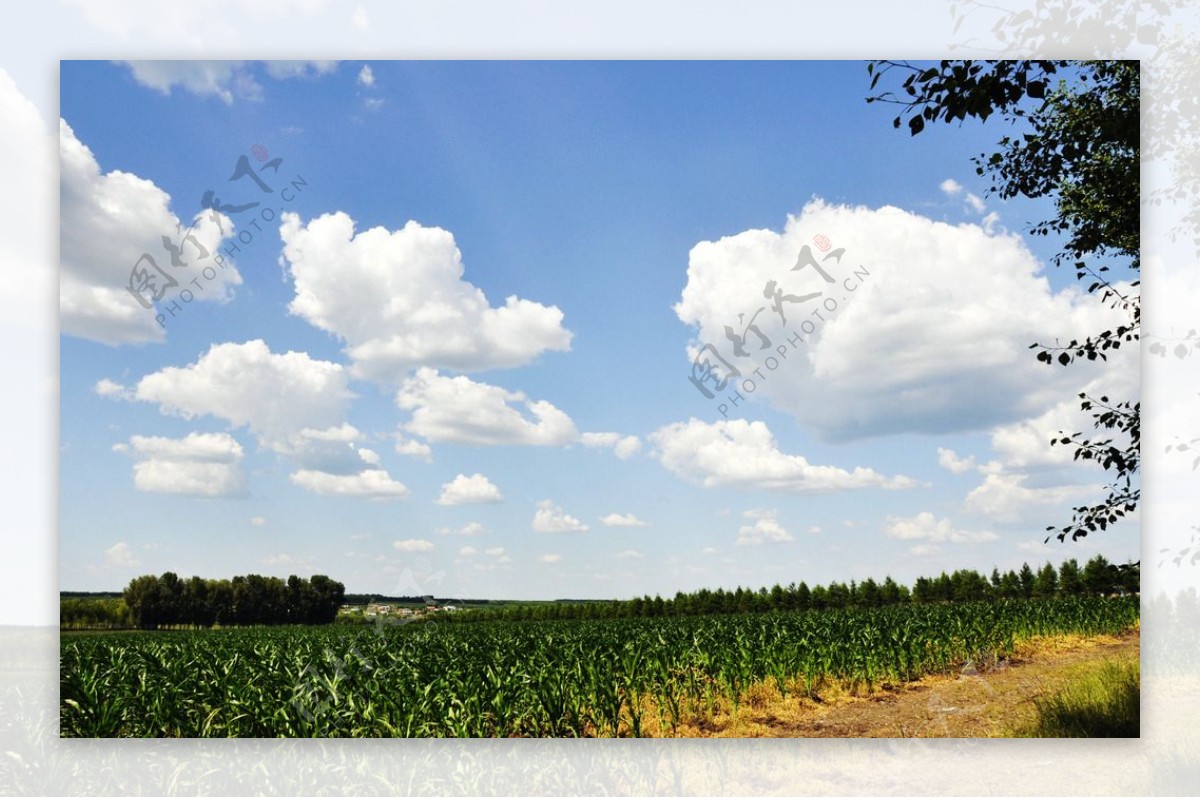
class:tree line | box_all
[448,556,1137,624]
[61,572,347,630]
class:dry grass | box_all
[618,630,1139,738]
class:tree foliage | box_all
[121,572,345,629]
[867,59,1140,543]
[449,556,1136,624]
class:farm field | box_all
[60,596,1139,737]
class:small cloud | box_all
[263,553,315,567]
[533,500,589,533]
[364,98,385,111]
[95,378,132,400]
[356,447,381,466]
[981,211,1001,234]
[349,532,371,541]
[538,554,563,563]
[736,509,794,546]
[937,447,977,474]
[700,547,718,555]
[581,432,642,460]
[485,547,506,557]
[883,511,997,545]
[394,539,434,552]
[600,512,647,528]
[290,468,409,500]
[965,192,986,213]
[357,65,375,87]
[395,435,432,462]
[910,544,943,556]
[459,546,477,557]
[104,542,139,568]
[615,549,643,560]
[939,178,963,196]
[436,473,503,505]
[437,521,488,537]
[805,525,822,535]
[250,516,268,527]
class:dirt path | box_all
[693,630,1139,738]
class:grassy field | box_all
[60,596,1139,737]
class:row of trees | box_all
[452,556,1137,623]
[121,572,345,629]
[60,597,131,630]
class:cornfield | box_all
[60,596,1138,737]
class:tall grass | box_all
[1020,660,1139,737]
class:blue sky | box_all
[59,60,1139,599]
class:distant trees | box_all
[448,556,1138,625]
[121,572,344,629]
[60,597,130,630]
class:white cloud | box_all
[674,199,1127,440]
[279,211,572,379]
[937,447,978,474]
[274,423,369,475]
[132,340,352,448]
[60,119,240,344]
[250,516,267,527]
[600,512,648,528]
[94,378,132,400]
[436,473,503,505]
[458,546,477,557]
[1017,539,1053,553]
[910,544,943,556]
[939,178,963,196]
[398,368,577,446]
[357,65,375,87]
[580,432,642,459]
[963,473,1097,523]
[965,192,986,213]
[532,499,589,533]
[485,546,506,557]
[356,447,381,466]
[120,60,337,103]
[537,553,563,563]
[263,553,315,568]
[701,547,718,555]
[437,522,488,537]
[364,98,385,111]
[117,432,245,497]
[394,539,435,553]
[394,434,433,462]
[651,417,916,492]
[105,542,139,568]
[883,511,998,547]
[615,549,644,559]
[290,468,409,500]
[736,510,794,546]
